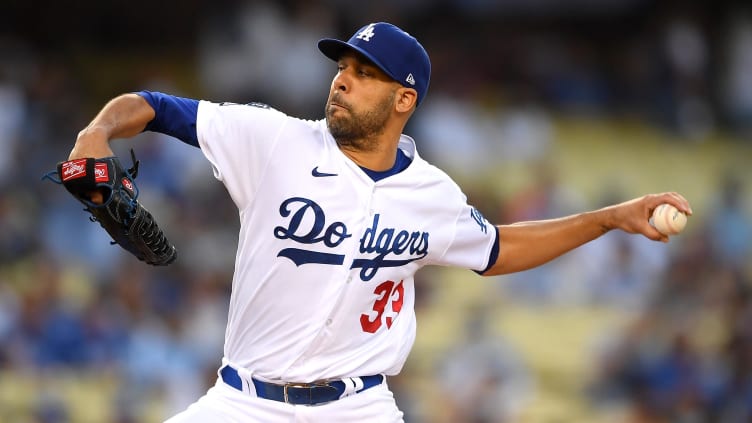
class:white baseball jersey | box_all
[190,100,497,383]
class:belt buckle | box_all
[282,381,336,404]
[282,383,310,404]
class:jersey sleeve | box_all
[439,202,499,273]
[137,91,200,146]
[195,101,288,210]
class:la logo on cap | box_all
[356,23,376,41]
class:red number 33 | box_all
[360,280,404,333]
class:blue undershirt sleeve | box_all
[136,90,200,147]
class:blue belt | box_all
[220,365,383,405]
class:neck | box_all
[338,139,398,171]
[335,121,404,171]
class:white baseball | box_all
[651,203,687,235]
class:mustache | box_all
[328,94,351,109]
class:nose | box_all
[332,70,348,93]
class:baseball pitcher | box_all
[61,22,692,422]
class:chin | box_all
[326,110,348,128]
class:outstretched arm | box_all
[483,192,692,276]
[68,93,156,160]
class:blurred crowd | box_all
[585,172,752,422]
[1,0,752,422]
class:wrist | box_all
[70,126,114,159]
[593,205,618,233]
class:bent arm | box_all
[483,192,692,276]
[68,93,156,160]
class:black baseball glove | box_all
[46,150,177,266]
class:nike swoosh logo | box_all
[312,166,338,177]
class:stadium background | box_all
[1,1,751,421]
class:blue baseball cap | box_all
[318,22,431,106]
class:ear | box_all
[395,88,418,113]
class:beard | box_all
[325,91,395,152]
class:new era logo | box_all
[406,73,415,86]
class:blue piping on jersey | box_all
[476,226,500,275]
[359,148,412,182]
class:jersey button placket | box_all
[368,186,376,216]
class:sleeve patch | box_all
[470,207,489,234]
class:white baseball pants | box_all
[163,376,405,423]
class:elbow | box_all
[478,255,513,276]
[480,262,514,277]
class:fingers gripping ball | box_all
[651,203,688,236]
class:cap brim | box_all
[317,38,399,84]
